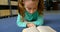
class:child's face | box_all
[23,0,39,14]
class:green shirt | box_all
[17,11,43,27]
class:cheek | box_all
[25,8,30,12]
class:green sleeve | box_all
[17,13,27,27]
[33,15,44,26]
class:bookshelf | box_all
[0,0,18,18]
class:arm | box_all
[16,13,27,27]
[23,15,44,27]
[33,15,44,26]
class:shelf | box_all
[0,5,9,10]
[10,0,17,1]
[11,6,17,9]
[0,5,17,10]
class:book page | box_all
[37,26,56,32]
[22,26,56,32]
[22,27,40,32]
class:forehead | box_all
[26,4,37,8]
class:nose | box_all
[30,9,34,13]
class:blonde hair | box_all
[18,0,44,17]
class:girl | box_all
[17,0,44,28]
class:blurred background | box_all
[0,0,60,32]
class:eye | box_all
[33,7,37,10]
[34,8,36,9]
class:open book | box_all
[22,26,56,32]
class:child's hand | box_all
[27,23,36,28]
